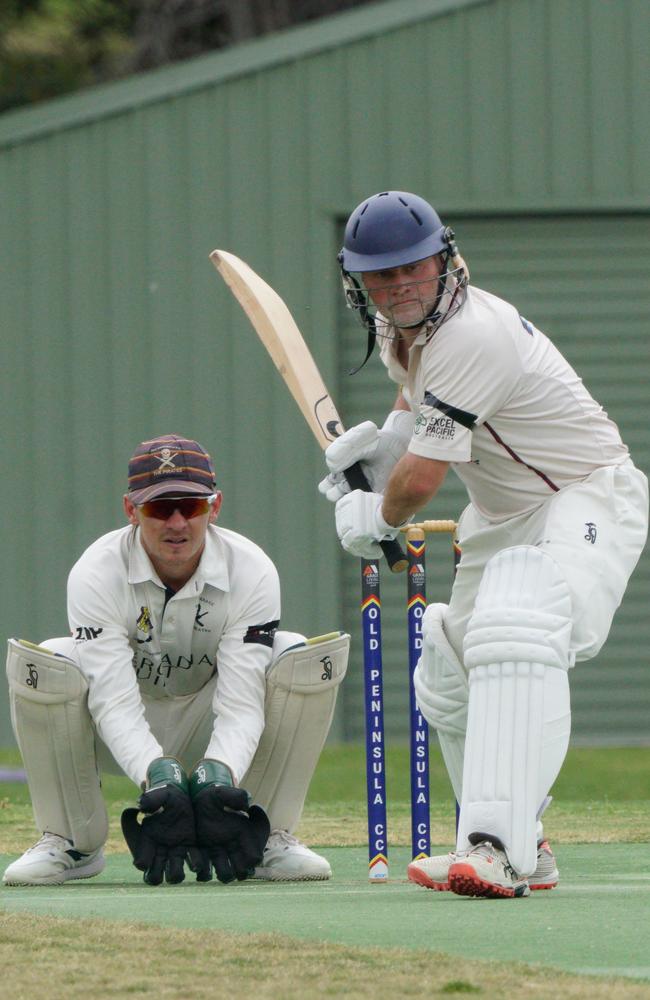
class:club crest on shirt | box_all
[135,606,153,644]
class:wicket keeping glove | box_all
[190,759,271,884]
[121,757,202,886]
[335,489,408,558]
[318,412,414,503]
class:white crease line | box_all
[0,886,416,903]
[2,882,650,904]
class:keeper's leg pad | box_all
[413,603,468,801]
[458,547,572,876]
[6,638,108,852]
[243,631,349,832]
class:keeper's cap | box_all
[127,434,216,504]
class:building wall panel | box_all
[0,0,648,744]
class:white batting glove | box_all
[317,411,414,504]
[334,490,408,559]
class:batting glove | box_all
[335,489,408,558]
[318,412,414,503]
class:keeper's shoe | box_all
[407,839,558,892]
[448,839,530,898]
[252,830,331,881]
[2,833,105,886]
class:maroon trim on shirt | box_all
[483,422,560,493]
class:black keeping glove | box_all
[121,757,201,886]
[190,759,271,884]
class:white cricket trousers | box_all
[445,461,648,666]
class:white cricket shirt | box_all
[67,523,281,785]
[379,285,629,521]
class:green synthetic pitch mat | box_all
[2,844,649,982]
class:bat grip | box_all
[343,462,408,573]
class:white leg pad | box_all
[243,631,349,833]
[458,547,572,875]
[6,639,108,852]
[413,603,468,801]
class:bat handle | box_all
[343,462,408,573]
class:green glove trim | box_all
[145,756,189,793]
[189,759,234,799]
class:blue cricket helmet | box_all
[340,191,449,273]
[338,191,468,373]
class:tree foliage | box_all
[0,0,377,113]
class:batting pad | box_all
[458,546,572,876]
[243,631,349,833]
[6,638,108,853]
[413,603,468,801]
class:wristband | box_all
[144,756,188,793]
[189,759,235,799]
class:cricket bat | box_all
[210,249,407,572]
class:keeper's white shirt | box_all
[379,285,630,521]
[67,524,281,786]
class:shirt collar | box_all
[127,525,230,594]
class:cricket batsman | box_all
[319,191,648,898]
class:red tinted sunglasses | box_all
[138,494,218,521]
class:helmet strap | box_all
[347,320,377,375]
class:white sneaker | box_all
[407,850,469,891]
[3,833,105,886]
[408,839,558,892]
[252,830,331,881]
[529,839,559,890]
[448,839,530,898]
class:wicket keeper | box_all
[5,434,348,886]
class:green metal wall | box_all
[1,0,648,746]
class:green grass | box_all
[1,745,649,999]
[1,744,649,853]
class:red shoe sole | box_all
[406,864,449,891]
[530,881,558,891]
[448,863,514,898]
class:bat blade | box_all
[210,248,407,573]
[210,250,342,450]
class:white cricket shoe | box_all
[530,839,559,890]
[407,850,469,891]
[408,839,558,892]
[3,833,105,886]
[252,830,331,881]
[448,839,530,898]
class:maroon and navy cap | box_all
[127,435,217,505]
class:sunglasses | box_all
[137,494,218,521]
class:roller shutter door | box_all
[336,214,649,746]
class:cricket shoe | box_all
[407,850,469,891]
[529,839,559,890]
[252,830,331,881]
[407,839,558,892]
[3,833,105,886]
[448,838,530,898]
